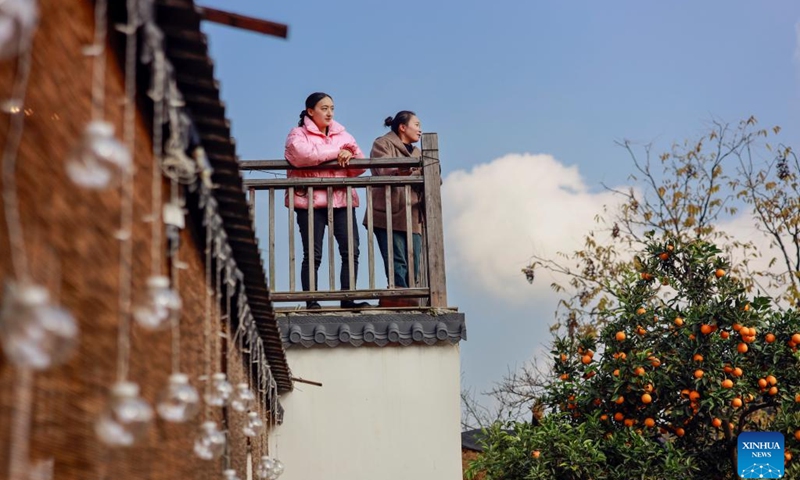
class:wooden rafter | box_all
[198,6,288,38]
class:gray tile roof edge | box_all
[277,312,466,349]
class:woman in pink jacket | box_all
[284,92,370,309]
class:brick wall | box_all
[0,1,263,478]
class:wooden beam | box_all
[243,175,424,190]
[198,7,289,38]
[422,133,448,308]
[269,288,430,302]
[239,158,421,171]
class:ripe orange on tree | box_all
[723,365,733,374]
[737,343,748,354]
[712,418,722,428]
[769,386,778,396]
[674,317,684,327]
[715,268,726,278]
[700,324,713,335]
[624,418,636,427]
[721,379,733,389]
[641,393,652,404]
[693,354,704,362]
[765,333,776,343]
[739,326,750,336]
[694,369,704,379]
[616,331,626,342]
[650,357,661,367]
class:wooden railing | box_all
[240,133,447,309]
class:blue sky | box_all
[197,0,800,411]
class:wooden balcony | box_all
[241,133,449,313]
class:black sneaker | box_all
[306,301,322,310]
[341,300,372,309]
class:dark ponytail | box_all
[384,110,416,135]
[298,92,332,127]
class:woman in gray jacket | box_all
[365,111,423,304]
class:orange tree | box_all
[548,236,800,478]
[466,412,697,479]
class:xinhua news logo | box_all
[738,432,784,478]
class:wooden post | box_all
[421,133,447,307]
[384,185,394,289]
[346,186,355,291]
[288,187,295,291]
[307,187,315,291]
[268,188,275,291]
[405,185,415,288]
[327,188,335,290]
[366,187,375,289]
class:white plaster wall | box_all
[271,344,462,480]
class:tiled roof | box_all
[277,311,466,348]
[153,0,291,392]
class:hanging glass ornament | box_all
[95,381,153,447]
[204,372,233,407]
[242,411,263,438]
[156,373,199,422]
[256,456,276,480]
[193,421,226,460]
[133,275,181,331]
[230,383,255,412]
[66,121,132,189]
[0,282,79,370]
[0,0,39,61]
[222,469,241,480]
[272,459,284,478]
[0,98,22,115]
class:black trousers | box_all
[296,207,360,291]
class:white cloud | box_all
[441,153,622,303]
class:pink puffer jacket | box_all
[284,117,366,209]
